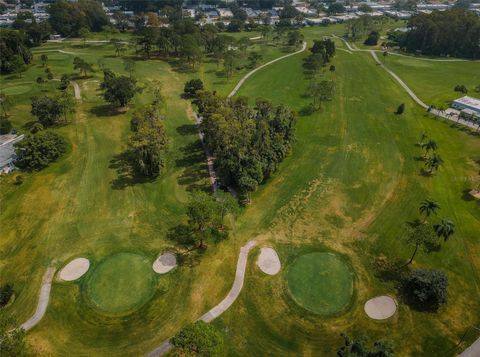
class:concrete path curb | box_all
[20,267,56,331]
[145,240,258,357]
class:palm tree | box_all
[417,131,428,146]
[425,153,444,174]
[434,219,455,242]
[422,139,437,157]
[419,199,440,219]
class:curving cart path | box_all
[146,240,257,357]
[20,267,56,331]
[333,35,478,130]
[228,41,307,98]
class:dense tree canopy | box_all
[402,269,448,310]
[171,321,224,356]
[48,0,109,37]
[196,93,296,195]
[0,29,32,74]
[101,71,139,107]
[128,105,168,177]
[400,9,480,58]
[15,131,67,170]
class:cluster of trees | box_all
[127,105,168,178]
[398,9,480,59]
[416,133,444,175]
[0,29,32,74]
[302,39,336,113]
[345,15,387,42]
[48,0,109,37]
[14,130,67,170]
[31,92,76,127]
[195,92,296,196]
[169,190,237,250]
[395,198,454,310]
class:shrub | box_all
[402,269,448,310]
[454,84,468,94]
[396,103,405,114]
[15,131,67,170]
[171,321,224,356]
[364,31,380,46]
[14,175,23,185]
[30,122,44,134]
[0,115,12,134]
[329,65,336,72]
[183,79,204,98]
[0,284,14,308]
[47,72,54,80]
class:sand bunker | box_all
[364,296,397,320]
[59,258,90,281]
[153,252,177,274]
[257,247,281,275]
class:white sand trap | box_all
[59,258,90,281]
[364,296,397,320]
[153,252,177,274]
[257,247,281,275]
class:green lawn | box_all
[384,55,480,108]
[287,252,354,316]
[0,26,479,357]
[85,252,156,314]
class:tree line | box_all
[395,9,480,59]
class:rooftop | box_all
[453,96,480,110]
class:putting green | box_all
[1,85,31,95]
[287,252,354,316]
[86,252,156,314]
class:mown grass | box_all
[217,39,480,356]
[383,55,480,108]
[0,25,479,357]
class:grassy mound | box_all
[86,252,156,314]
[287,252,354,316]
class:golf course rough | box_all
[85,252,156,315]
[287,252,354,316]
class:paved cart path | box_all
[146,240,257,357]
[333,35,478,131]
[72,81,81,100]
[228,41,307,98]
[20,267,56,331]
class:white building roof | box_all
[0,134,24,170]
[453,96,480,111]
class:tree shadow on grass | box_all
[461,188,477,202]
[90,104,121,117]
[175,140,210,192]
[109,151,156,190]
